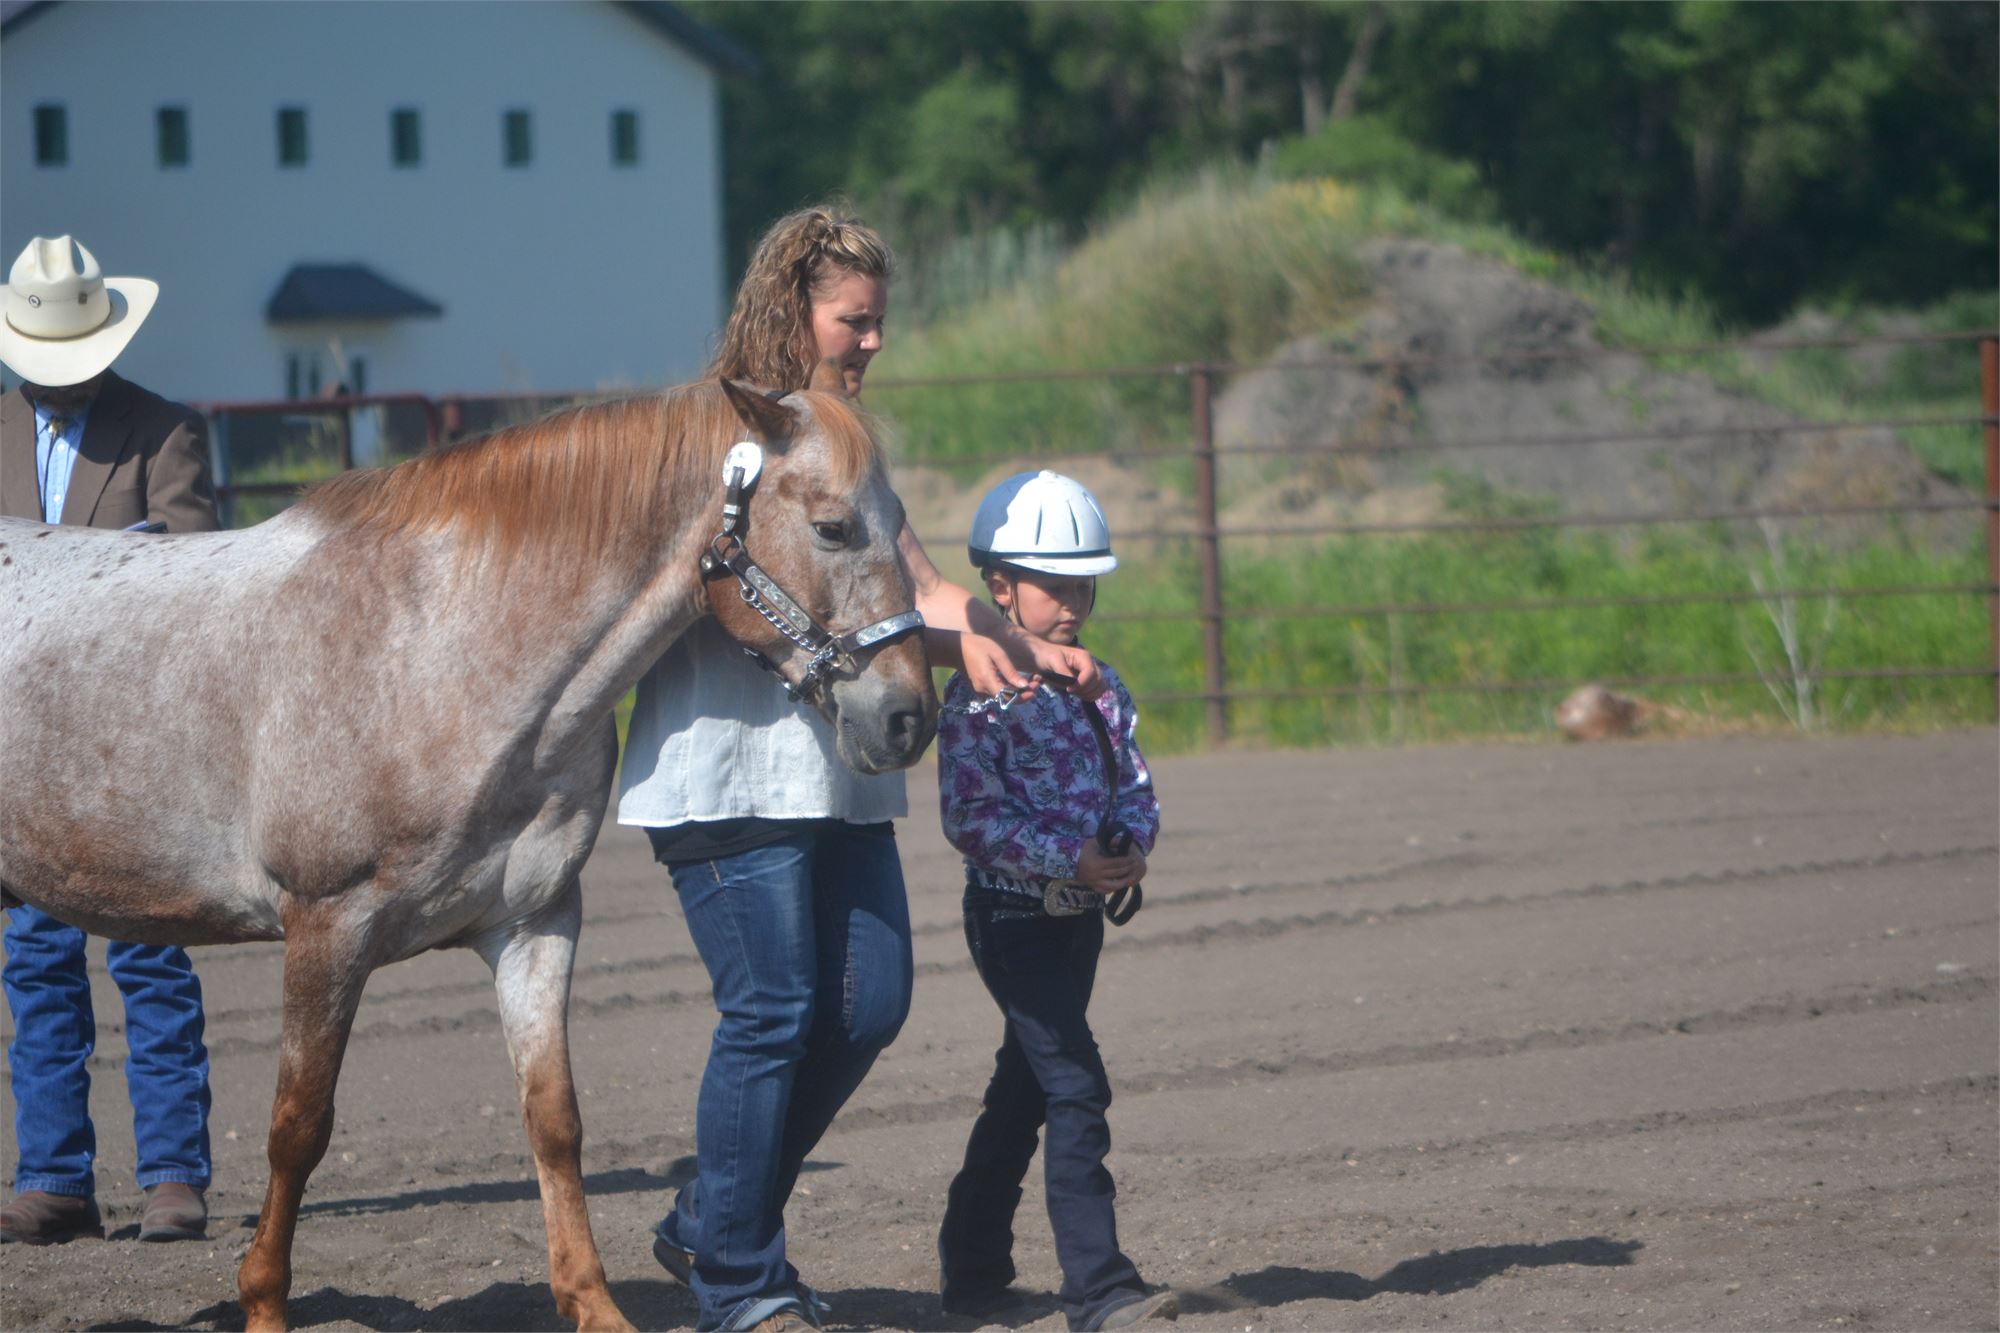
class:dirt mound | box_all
[1212,239,1971,542]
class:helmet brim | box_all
[982,552,1118,577]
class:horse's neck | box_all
[528,526,713,773]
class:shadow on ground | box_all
[282,1155,836,1222]
[800,1237,1646,1331]
[86,1236,1643,1331]
[88,1277,689,1332]
[1179,1236,1645,1314]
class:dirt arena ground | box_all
[3,730,1994,1332]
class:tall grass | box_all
[1086,526,1990,753]
[871,171,1374,464]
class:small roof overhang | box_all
[266,264,444,323]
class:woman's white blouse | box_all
[617,620,909,827]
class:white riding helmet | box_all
[968,470,1118,576]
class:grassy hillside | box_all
[868,170,1994,749]
[875,169,1990,480]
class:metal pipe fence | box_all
[197,329,2000,746]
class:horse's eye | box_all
[812,520,848,546]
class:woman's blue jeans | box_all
[655,823,913,1331]
[3,904,213,1196]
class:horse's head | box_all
[701,371,937,773]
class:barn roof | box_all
[0,1,761,76]
[266,265,445,324]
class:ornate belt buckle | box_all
[1043,880,1100,917]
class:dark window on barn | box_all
[34,104,67,166]
[503,109,532,167]
[157,106,190,168]
[277,106,308,167]
[391,107,421,167]
[611,109,639,166]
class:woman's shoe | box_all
[651,1233,694,1284]
[718,1292,823,1332]
[1085,1287,1180,1331]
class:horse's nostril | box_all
[888,707,925,751]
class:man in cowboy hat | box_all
[0,235,216,1245]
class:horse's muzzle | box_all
[832,679,938,774]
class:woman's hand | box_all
[956,632,1036,699]
[898,518,1101,699]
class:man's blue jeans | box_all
[3,904,213,1197]
[655,823,913,1331]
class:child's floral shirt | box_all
[937,659,1159,889]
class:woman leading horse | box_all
[621,205,1096,1333]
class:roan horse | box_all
[0,370,936,1331]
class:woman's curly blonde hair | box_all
[708,205,896,392]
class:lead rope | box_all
[1076,689,1142,925]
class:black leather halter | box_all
[697,445,924,705]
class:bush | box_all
[1266,116,1498,222]
[874,169,1373,464]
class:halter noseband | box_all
[697,441,924,705]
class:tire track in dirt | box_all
[342,1077,1984,1221]
[159,842,1997,1039]
[825,972,1995,1133]
[1114,843,1997,946]
[1169,1074,1998,1182]
[592,1078,1990,1226]
[33,841,1987,1073]
[108,958,1992,1069]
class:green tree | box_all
[686,0,1996,326]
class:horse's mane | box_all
[295,381,882,572]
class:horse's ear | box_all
[719,377,793,443]
[808,357,849,397]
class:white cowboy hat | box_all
[0,236,159,387]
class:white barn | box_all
[0,0,752,404]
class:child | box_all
[935,471,1179,1332]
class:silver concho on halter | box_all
[719,441,763,530]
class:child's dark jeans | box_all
[939,888,1147,1331]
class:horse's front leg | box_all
[238,905,375,1333]
[479,881,633,1332]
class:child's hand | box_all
[1076,842,1146,895]
[1027,640,1103,700]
